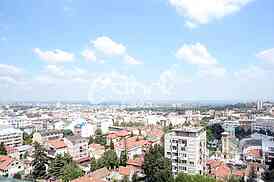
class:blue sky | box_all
[0,0,274,102]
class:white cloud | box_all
[81,49,97,61]
[93,36,126,56]
[169,0,253,27]
[256,48,274,64]
[234,65,266,80]
[176,43,217,65]
[33,48,74,64]
[198,65,226,78]
[123,55,142,65]
[185,21,198,29]
[0,64,22,77]
[0,76,18,85]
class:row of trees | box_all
[88,129,107,146]
[31,142,83,181]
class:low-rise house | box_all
[89,144,105,160]
[115,138,152,159]
[109,166,136,181]
[32,130,63,144]
[106,130,129,145]
[0,156,24,177]
[127,157,144,172]
[47,139,68,158]
[72,167,110,182]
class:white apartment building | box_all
[64,136,89,162]
[0,125,23,147]
[95,115,113,134]
[165,127,207,176]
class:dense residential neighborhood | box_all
[0,102,273,181]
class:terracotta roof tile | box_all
[0,156,13,171]
[48,139,67,149]
[214,164,231,178]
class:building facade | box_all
[0,125,23,147]
[165,127,207,175]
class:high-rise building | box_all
[221,132,230,159]
[164,127,207,175]
[257,100,263,111]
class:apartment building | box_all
[165,127,207,175]
[64,136,89,162]
[0,125,23,147]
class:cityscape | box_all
[0,0,274,182]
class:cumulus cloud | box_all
[92,36,126,56]
[176,43,217,65]
[256,48,274,64]
[169,0,253,27]
[90,36,142,65]
[175,43,226,78]
[123,55,142,65]
[81,49,97,61]
[33,48,74,64]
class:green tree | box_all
[90,158,97,172]
[96,157,105,169]
[48,154,66,178]
[48,153,83,182]
[13,172,22,180]
[132,173,139,182]
[95,128,102,135]
[61,163,84,182]
[206,127,213,142]
[63,129,73,137]
[175,173,216,182]
[143,145,173,182]
[31,142,49,179]
[94,129,107,145]
[122,175,130,182]
[119,150,128,167]
[0,142,7,155]
[110,139,115,150]
[102,150,119,169]
[88,135,94,145]
[23,132,33,145]
[226,176,242,182]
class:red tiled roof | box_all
[107,130,129,139]
[214,164,231,178]
[146,129,163,138]
[115,139,152,151]
[72,175,105,182]
[48,139,67,149]
[127,157,144,167]
[233,170,245,177]
[246,149,262,158]
[118,166,132,176]
[77,156,90,163]
[0,156,13,171]
[207,160,222,168]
